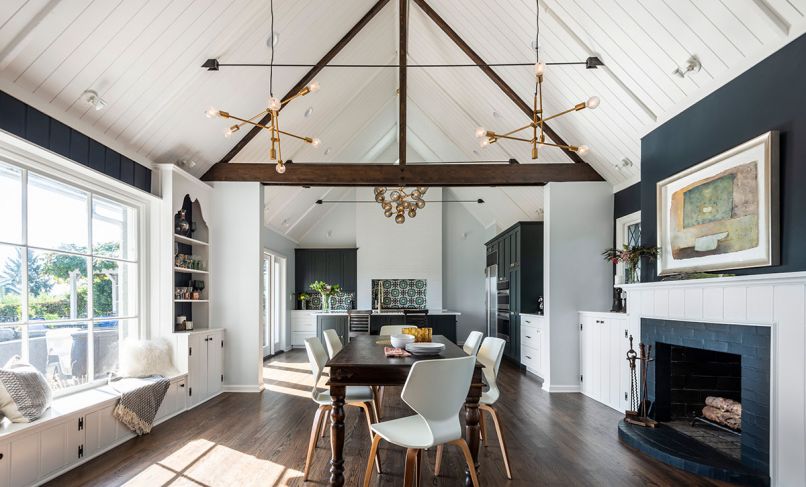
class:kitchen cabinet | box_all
[181,329,224,407]
[291,310,317,348]
[579,312,632,412]
[295,249,357,305]
[520,314,547,379]
[317,315,348,344]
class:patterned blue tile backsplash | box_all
[307,291,354,310]
[371,279,427,310]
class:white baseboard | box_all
[223,384,263,393]
[547,384,581,393]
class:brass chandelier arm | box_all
[537,141,580,151]
[276,129,314,143]
[539,103,588,124]
[493,134,533,143]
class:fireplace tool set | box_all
[625,335,657,428]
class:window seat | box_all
[0,373,187,440]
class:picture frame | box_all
[656,131,779,275]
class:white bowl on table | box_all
[390,334,415,348]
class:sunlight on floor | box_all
[263,361,329,399]
[123,438,303,486]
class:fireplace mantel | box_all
[615,271,806,486]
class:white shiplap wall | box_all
[621,273,806,486]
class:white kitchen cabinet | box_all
[520,314,547,379]
[578,312,632,412]
[182,329,224,407]
[291,311,317,348]
[0,440,8,486]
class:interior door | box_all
[262,254,273,357]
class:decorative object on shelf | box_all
[372,186,428,224]
[537,295,544,315]
[657,131,779,275]
[174,209,191,236]
[625,337,657,428]
[610,287,624,313]
[475,0,598,159]
[602,245,660,284]
[660,272,736,281]
[371,279,427,310]
[184,320,194,331]
[204,0,320,175]
[298,292,311,310]
[309,281,341,314]
[175,254,205,271]
[175,315,187,331]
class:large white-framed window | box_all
[0,142,148,396]
[615,210,641,283]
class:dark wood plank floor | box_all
[49,350,726,486]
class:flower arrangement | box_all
[602,245,660,283]
[297,292,311,310]
[309,281,342,312]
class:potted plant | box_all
[309,281,342,313]
[297,292,311,310]
[603,245,660,284]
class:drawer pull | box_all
[525,335,532,339]
[525,356,532,360]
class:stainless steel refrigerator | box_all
[485,264,498,338]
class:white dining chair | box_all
[362,356,479,487]
[379,325,407,336]
[436,336,510,479]
[303,337,381,481]
[462,331,484,356]
[323,329,343,358]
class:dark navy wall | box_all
[640,33,806,280]
[614,182,641,220]
[0,91,151,192]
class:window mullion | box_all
[20,168,29,362]
[87,195,94,382]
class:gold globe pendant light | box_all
[476,0,599,159]
[205,0,320,174]
[374,186,428,224]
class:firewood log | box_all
[705,396,742,415]
[702,405,741,430]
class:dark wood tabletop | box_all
[325,334,484,487]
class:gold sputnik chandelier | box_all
[205,0,319,175]
[374,186,428,224]
[476,0,599,159]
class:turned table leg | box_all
[329,384,346,487]
[464,381,482,487]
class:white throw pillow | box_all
[0,356,52,423]
[119,338,178,378]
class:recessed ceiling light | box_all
[304,106,314,118]
[176,159,196,169]
[82,90,107,111]
[472,150,480,156]
[267,32,279,48]
[324,147,332,156]
[492,111,502,119]
[281,218,289,227]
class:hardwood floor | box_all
[49,350,726,486]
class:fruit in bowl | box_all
[390,334,415,348]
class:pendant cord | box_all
[534,0,539,96]
[269,0,275,98]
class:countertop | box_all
[307,309,461,316]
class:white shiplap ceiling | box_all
[1,0,805,237]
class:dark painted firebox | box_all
[642,318,771,478]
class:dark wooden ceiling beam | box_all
[398,0,408,166]
[411,0,587,165]
[208,0,392,169]
[201,161,603,186]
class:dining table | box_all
[325,334,484,487]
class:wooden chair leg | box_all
[482,403,512,479]
[479,408,488,447]
[319,407,329,438]
[304,405,327,481]
[450,439,480,487]
[372,385,383,419]
[403,448,418,487]
[363,434,383,487]
[358,402,382,474]
[415,449,422,487]
[434,444,444,476]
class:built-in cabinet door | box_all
[188,333,208,406]
[580,315,596,397]
[207,332,223,396]
[10,433,38,487]
[0,441,8,486]
[579,314,630,412]
[84,404,119,458]
[39,421,70,479]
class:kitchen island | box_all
[313,310,460,344]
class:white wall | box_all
[544,182,613,391]
[262,223,297,350]
[355,187,443,309]
[297,190,357,248]
[211,182,263,391]
[442,189,493,342]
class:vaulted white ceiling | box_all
[2,0,805,237]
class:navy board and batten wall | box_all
[0,91,151,192]
[294,248,357,308]
[632,32,806,281]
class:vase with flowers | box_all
[298,292,311,310]
[602,245,660,284]
[309,281,342,313]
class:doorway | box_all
[262,250,287,358]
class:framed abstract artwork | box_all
[656,131,779,275]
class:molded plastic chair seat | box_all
[463,331,484,356]
[313,386,374,404]
[323,329,343,358]
[370,415,438,450]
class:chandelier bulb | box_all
[310,137,321,148]
[275,162,286,174]
[205,107,220,118]
[269,97,282,111]
[417,187,428,194]
[586,96,600,109]
[534,62,545,77]
[306,80,320,93]
[224,125,239,138]
[479,138,490,148]
[416,199,426,209]
[577,145,590,156]
[395,213,405,224]
[408,209,416,218]
[384,209,393,218]
[475,127,486,138]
